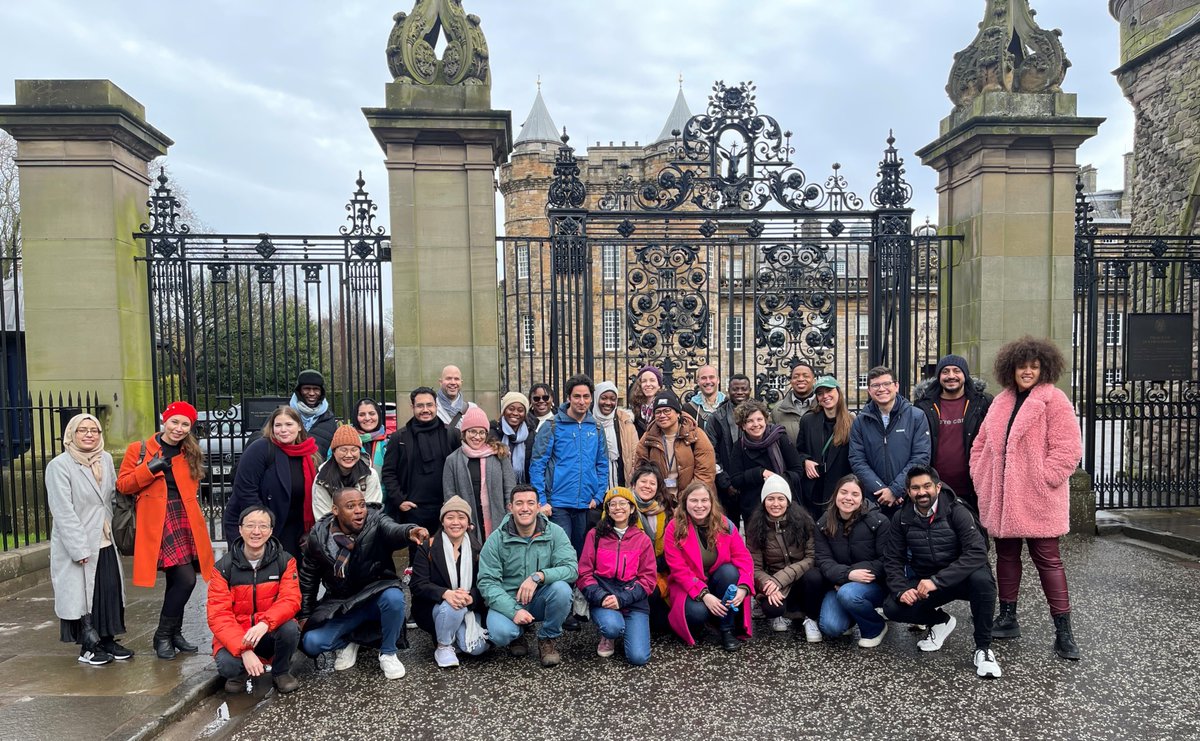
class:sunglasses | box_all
[531,395,550,402]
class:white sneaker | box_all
[974,648,1002,679]
[434,645,459,668]
[333,642,359,671]
[802,618,822,643]
[769,617,790,633]
[917,616,956,652]
[858,623,888,648]
[378,652,406,680]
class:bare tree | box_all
[0,132,19,270]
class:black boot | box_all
[154,616,178,660]
[992,601,1021,639]
[719,627,740,652]
[171,622,199,653]
[1053,612,1081,661]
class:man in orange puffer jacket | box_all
[208,505,302,694]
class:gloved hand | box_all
[146,453,170,474]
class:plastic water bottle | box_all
[722,583,740,612]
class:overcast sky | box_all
[0,0,1132,234]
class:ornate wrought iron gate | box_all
[135,172,391,534]
[500,81,959,407]
[1073,182,1200,508]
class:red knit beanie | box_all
[161,400,198,424]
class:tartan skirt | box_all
[158,495,199,570]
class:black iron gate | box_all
[500,81,959,407]
[135,172,391,535]
[1073,181,1200,508]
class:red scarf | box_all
[273,437,319,532]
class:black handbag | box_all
[112,442,146,557]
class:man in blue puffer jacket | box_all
[529,374,609,558]
[848,366,931,514]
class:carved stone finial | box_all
[386,0,490,87]
[946,0,1070,108]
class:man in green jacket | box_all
[479,484,578,667]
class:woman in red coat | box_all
[970,337,1083,661]
[663,481,754,651]
[117,401,215,660]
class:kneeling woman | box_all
[630,465,672,633]
[745,474,826,641]
[812,474,891,647]
[410,496,489,668]
[577,487,657,666]
[663,482,754,650]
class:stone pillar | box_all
[364,3,511,418]
[0,80,171,445]
[915,2,1103,388]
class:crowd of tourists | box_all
[45,336,1084,692]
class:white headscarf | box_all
[593,382,621,488]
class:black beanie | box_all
[295,369,326,398]
[935,354,969,380]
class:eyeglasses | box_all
[464,429,488,437]
[868,382,895,391]
[607,500,631,508]
[653,408,676,415]
[240,523,272,532]
[531,395,550,402]
[76,428,102,435]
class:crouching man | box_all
[478,484,578,667]
[208,505,302,693]
[298,488,428,680]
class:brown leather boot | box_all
[538,637,561,667]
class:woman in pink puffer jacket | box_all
[971,336,1083,661]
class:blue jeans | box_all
[549,507,591,556]
[818,581,886,639]
[592,607,651,666]
[683,562,741,633]
[486,580,573,644]
[432,601,488,655]
[301,587,405,657]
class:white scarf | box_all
[441,531,486,652]
[592,382,621,487]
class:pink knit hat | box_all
[460,405,489,432]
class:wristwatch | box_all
[531,572,544,585]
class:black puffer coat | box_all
[813,506,890,585]
[298,504,416,646]
[883,490,986,597]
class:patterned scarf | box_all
[739,422,789,477]
[330,523,357,580]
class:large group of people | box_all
[46,337,1084,690]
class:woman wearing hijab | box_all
[351,397,389,478]
[491,391,536,484]
[628,366,663,436]
[443,406,515,536]
[593,381,640,488]
[117,401,215,660]
[47,413,130,665]
[223,406,320,559]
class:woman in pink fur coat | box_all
[970,336,1083,661]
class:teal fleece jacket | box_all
[477,513,579,619]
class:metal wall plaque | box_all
[1125,313,1195,382]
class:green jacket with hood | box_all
[477,512,578,619]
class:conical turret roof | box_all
[655,87,692,143]
[514,88,560,146]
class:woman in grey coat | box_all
[443,406,514,537]
[47,413,131,665]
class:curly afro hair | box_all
[992,336,1066,390]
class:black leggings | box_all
[161,563,198,618]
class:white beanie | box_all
[760,474,792,503]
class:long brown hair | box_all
[671,481,726,550]
[817,385,854,447]
[262,406,321,466]
[821,474,867,538]
[177,432,205,483]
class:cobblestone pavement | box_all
[179,535,1200,741]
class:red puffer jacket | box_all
[207,537,301,657]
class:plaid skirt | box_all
[158,495,199,569]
